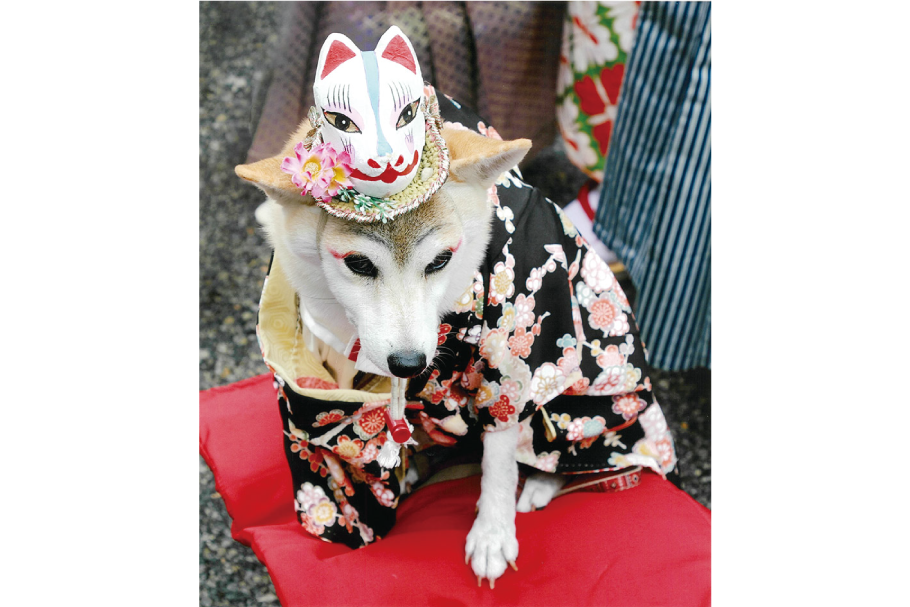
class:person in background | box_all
[559,1,711,371]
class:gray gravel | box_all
[200,3,280,605]
[199,3,710,605]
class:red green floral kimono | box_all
[256,95,676,549]
[557,1,638,181]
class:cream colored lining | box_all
[258,252,390,402]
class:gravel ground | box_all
[199,3,710,605]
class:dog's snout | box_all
[387,351,427,378]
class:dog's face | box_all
[237,127,531,378]
[316,182,487,377]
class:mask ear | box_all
[235,120,314,206]
[315,33,361,82]
[443,128,532,191]
[374,26,420,79]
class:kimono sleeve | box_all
[473,187,652,433]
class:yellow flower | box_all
[310,500,337,526]
[333,436,363,460]
[499,306,516,332]
[475,384,494,406]
[550,412,572,429]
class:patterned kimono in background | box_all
[264,95,676,549]
[557,2,638,182]
[594,2,712,370]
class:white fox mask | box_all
[313,26,426,199]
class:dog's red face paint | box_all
[329,248,379,279]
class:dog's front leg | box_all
[465,423,519,588]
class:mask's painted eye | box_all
[343,254,378,278]
[425,250,452,275]
[396,100,420,129]
[324,110,361,134]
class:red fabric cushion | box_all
[201,373,711,606]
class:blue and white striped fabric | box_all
[593,1,711,370]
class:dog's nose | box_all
[387,351,427,378]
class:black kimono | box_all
[257,95,677,548]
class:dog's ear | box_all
[443,128,532,190]
[235,120,315,207]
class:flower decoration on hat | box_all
[280,142,353,203]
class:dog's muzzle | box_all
[387,351,427,378]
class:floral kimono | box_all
[256,94,677,549]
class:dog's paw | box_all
[465,516,518,588]
[516,471,566,513]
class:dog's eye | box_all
[324,110,361,134]
[343,254,378,278]
[425,250,452,275]
[396,100,419,129]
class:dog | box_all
[236,93,676,588]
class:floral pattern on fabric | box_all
[263,93,675,549]
[557,1,639,181]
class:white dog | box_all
[236,28,675,589]
[243,124,558,583]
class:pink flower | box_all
[508,327,534,358]
[566,419,585,442]
[535,451,560,473]
[500,379,522,403]
[588,297,617,331]
[597,345,624,368]
[281,141,352,202]
[513,294,536,329]
[612,393,648,420]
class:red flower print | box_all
[574,64,625,154]
[306,448,327,476]
[313,409,345,427]
[489,395,516,423]
[600,64,625,105]
[357,408,386,437]
[575,75,604,116]
[591,121,613,155]
[460,360,483,391]
[575,64,625,116]
[289,436,309,458]
[437,323,452,346]
[508,327,534,358]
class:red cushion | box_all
[201,373,711,606]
